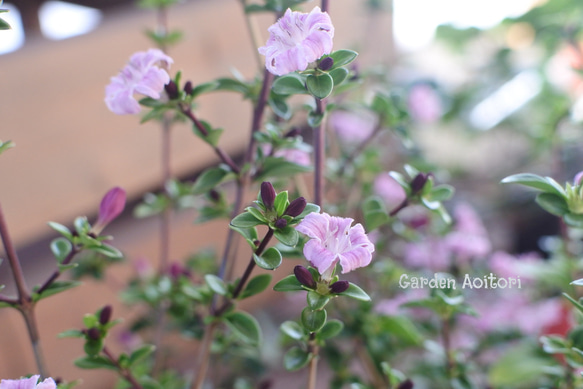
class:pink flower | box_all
[373,173,406,210]
[105,49,173,115]
[258,7,334,76]
[407,83,442,123]
[295,212,374,278]
[0,375,56,389]
[330,110,376,144]
[92,187,126,234]
[489,251,540,281]
[443,203,491,263]
[403,237,451,271]
[274,148,311,167]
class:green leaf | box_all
[88,243,123,259]
[74,356,117,370]
[378,316,422,345]
[253,247,282,270]
[129,345,156,366]
[362,197,389,230]
[571,278,583,286]
[58,329,85,338]
[0,17,10,30]
[274,225,299,246]
[224,311,262,345]
[308,109,324,127]
[535,193,569,216]
[192,167,230,195]
[256,157,312,181]
[329,67,349,87]
[563,293,583,315]
[306,73,334,99]
[428,185,455,202]
[205,274,228,296]
[231,212,264,228]
[307,291,330,311]
[48,222,73,239]
[273,275,304,292]
[283,347,310,371]
[191,81,219,98]
[301,307,327,332]
[296,203,320,220]
[280,321,305,340]
[564,213,583,228]
[501,173,566,197]
[33,280,81,301]
[0,139,15,154]
[50,238,72,263]
[241,274,272,299]
[274,191,289,216]
[269,96,291,120]
[245,206,267,223]
[488,343,549,387]
[214,77,250,94]
[338,282,370,301]
[272,73,307,95]
[317,319,343,340]
[328,50,358,69]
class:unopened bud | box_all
[274,218,288,229]
[397,379,414,389]
[284,128,301,138]
[87,327,101,341]
[261,182,276,209]
[294,265,316,289]
[209,189,221,202]
[164,81,179,99]
[410,173,429,195]
[93,187,126,235]
[284,197,307,217]
[318,57,334,71]
[183,81,193,95]
[330,280,349,294]
[99,305,112,325]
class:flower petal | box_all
[0,375,40,389]
[36,378,57,389]
[338,246,373,274]
[296,212,329,240]
[303,239,337,274]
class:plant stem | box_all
[355,340,387,389]
[0,201,49,377]
[321,0,329,13]
[313,98,326,207]
[307,332,319,389]
[441,317,454,383]
[103,346,144,389]
[36,247,80,295]
[191,321,218,389]
[336,121,384,179]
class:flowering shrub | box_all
[4,0,583,388]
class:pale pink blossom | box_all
[0,375,56,389]
[258,7,334,76]
[105,49,173,115]
[575,171,583,185]
[330,110,376,144]
[274,148,311,167]
[444,203,491,263]
[295,212,374,278]
[407,83,442,123]
[403,237,451,271]
[373,173,406,210]
[489,251,540,281]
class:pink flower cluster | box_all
[0,375,56,389]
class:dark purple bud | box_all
[294,265,316,289]
[87,327,101,341]
[258,379,272,389]
[397,379,414,389]
[410,173,429,195]
[209,189,221,202]
[93,187,126,234]
[253,239,261,247]
[284,197,307,217]
[330,280,349,294]
[99,305,112,325]
[275,218,288,229]
[261,182,276,209]
[284,127,301,138]
[318,57,334,71]
[164,80,179,100]
[183,81,193,95]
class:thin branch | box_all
[35,247,80,295]
[313,98,326,207]
[307,332,319,389]
[0,201,30,301]
[321,0,329,13]
[103,346,144,389]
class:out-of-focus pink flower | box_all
[489,251,540,281]
[133,257,154,279]
[444,203,491,263]
[407,83,442,123]
[0,375,56,389]
[574,171,583,186]
[274,148,311,167]
[118,330,143,352]
[296,212,374,278]
[374,289,427,317]
[105,49,173,115]
[403,237,451,271]
[259,7,334,76]
[330,110,376,144]
[92,187,126,235]
[373,173,407,210]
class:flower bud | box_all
[275,218,288,229]
[410,173,429,195]
[169,262,191,279]
[397,379,414,389]
[284,127,301,138]
[87,327,101,341]
[318,57,334,71]
[99,305,112,325]
[330,280,349,294]
[261,182,276,209]
[164,80,179,99]
[183,80,193,95]
[92,187,126,235]
[294,265,316,289]
[209,189,221,202]
[284,197,307,217]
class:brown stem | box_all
[0,202,30,301]
[0,294,17,305]
[191,321,218,389]
[355,340,387,389]
[307,332,319,389]
[441,317,454,383]
[103,346,144,389]
[313,99,326,207]
[321,0,329,13]
[35,247,80,295]
[20,307,48,378]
